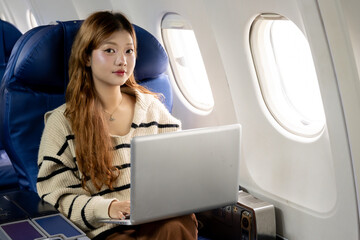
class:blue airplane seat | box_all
[133,24,173,111]
[0,20,173,192]
[0,19,22,190]
[0,19,22,79]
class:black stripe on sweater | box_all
[131,121,179,129]
[68,183,82,189]
[82,198,96,230]
[68,195,80,219]
[57,135,75,156]
[94,183,131,196]
[37,165,78,183]
[42,156,64,165]
[38,156,78,172]
[115,163,131,170]
[114,143,131,150]
[40,193,50,201]
[54,195,63,210]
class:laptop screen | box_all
[129,124,241,225]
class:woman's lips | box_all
[114,70,125,76]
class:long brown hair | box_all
[65,11,156,191]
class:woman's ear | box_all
[86,56,91,67]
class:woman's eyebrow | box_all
[102,41,134,46]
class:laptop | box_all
[99,124,241,225]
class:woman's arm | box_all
[36,108,116,231]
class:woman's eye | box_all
[126,49,134,54]
[104,48,115,53]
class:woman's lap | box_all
[103,214,198,240]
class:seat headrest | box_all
[0,19,22,65]
[6,20,168,93]
[133,25,169,80]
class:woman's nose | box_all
[115,53,126,66]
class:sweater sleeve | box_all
[36,109,115,232]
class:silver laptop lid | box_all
[129,124,241,225]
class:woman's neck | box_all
[97,86,123,112]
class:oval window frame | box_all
[161,13,214,112]
[250,14,326,138]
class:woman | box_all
[37,11,198,239]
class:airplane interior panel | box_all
[0,0,359,239]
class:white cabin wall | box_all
[342,0,360,78]
[204,0,359,239]
[72,0,113,19]
[0,0,33,33]
[342,0,360,211]
[296,0,360,237]
[317,0,360,212]
[27,0,78,25]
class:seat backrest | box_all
[0,19,22,190]
[0,20,172,192]
[0,19,21,150]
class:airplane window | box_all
[26,9,38,28]
[161,13,214,112]
[250,14,326,138]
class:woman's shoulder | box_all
[123,87,158,111]
[44,104,67,122]
[134,92,165,116]
[140,92,181,125]
[40,104,73,142]
[123,86,181,124]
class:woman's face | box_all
[88,30,136,90]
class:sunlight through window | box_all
[162,13,214,112]
[250,14,326,137]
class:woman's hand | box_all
[108,200,131,219]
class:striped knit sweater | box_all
[36,88,181,238]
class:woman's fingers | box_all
[109,200,131,219]
[117,210,126,220]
